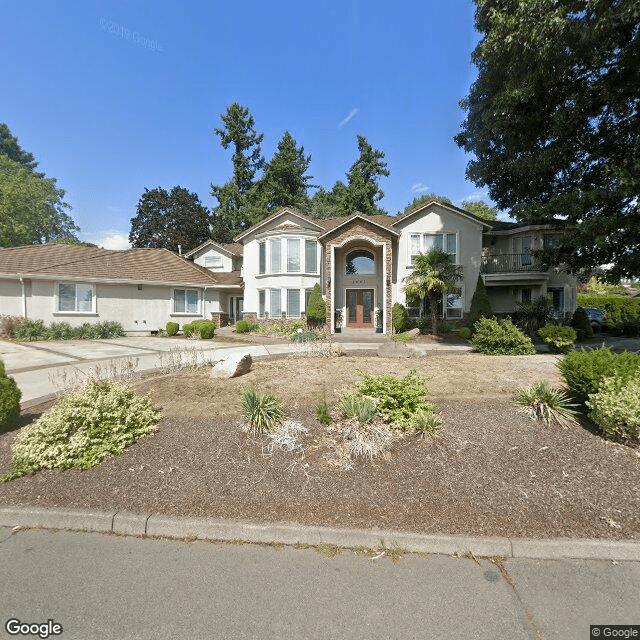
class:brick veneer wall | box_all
[210,312,230,327]
[321,220,395,333]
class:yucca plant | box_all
[412,410,442,437]
[240,385,284,433]
[316,397,332,425]
[514,380,578,427]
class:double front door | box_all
[346,289,374,328]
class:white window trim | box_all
[171,288,202,316]
[204,255,224,268]
[409,232,458,266]
[286,288,301,318]
[256,236,319,276]
[53,282,97,315]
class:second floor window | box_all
[259,241,266,274]
[270,238,281,273]
[287,239,300,272]
[410,233,457,264]
[513,236,533,266]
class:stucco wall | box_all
[192,246,234,272]
[1,277,219,334]
[393,204,485,315]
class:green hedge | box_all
[14,320,125,342]
[235,320,258,334]
[392,303,408,333]
[576,294,640,324]
[557,347,640,404]
[166,322,179,336]
[538,323,577,353]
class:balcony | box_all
[481,253,542,274]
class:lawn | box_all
[1,353,639,540]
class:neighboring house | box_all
[0,244,241,335]
[0,200,578,335]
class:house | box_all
[0,200,578,335]
[0,244,241,334]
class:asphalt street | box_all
[1,527,639,640]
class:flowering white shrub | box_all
[587,377,640,441]
[2,380,160,480]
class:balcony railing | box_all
[481,253,542,273]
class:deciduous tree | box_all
[455,0,640,280]
[129,186,211,252]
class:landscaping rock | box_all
[408,328,421,336]
[211,353,252,378]
[377,342,411,358]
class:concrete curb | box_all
[1,506,639,561]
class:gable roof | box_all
[183,239,243,258]
[392,198,493,229]
[0,244,228,286]
[317,213,400,239]
[234,207,324,241]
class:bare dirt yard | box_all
[1,353,639,540]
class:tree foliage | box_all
[342,135,390,215]
[210,103,265,239]
[129,186,211,251]
[257,131,314,212]
[403,248,463,333]
[456,0,640,280]
[0,124,79,247]
[402,193,454,213]
[461,199,498,221]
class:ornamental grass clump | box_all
[240,384,284,433]
[514,380,578,427]
[1,380,160,481]
[338,392,377,424]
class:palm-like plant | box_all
[403,248,463,333]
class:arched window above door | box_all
[346,249,375,275]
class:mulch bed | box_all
[1,355,638,540]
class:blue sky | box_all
[2,0,496,250]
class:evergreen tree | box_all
[258,131,314,212]
[306,182,349,219]
[402,193,454,214]
[305,283,326,327]
[129,186,211,252]
[211,103,265,238]
[342,135,390,215]
[466,274,493,329]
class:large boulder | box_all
[378,342,411,358]
[211,353,252,379]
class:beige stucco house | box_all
[0,200,578,335]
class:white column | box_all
[382,242,387,335]
[330,245,335,333]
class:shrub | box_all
[577,294,640,324]
[0,315,26,339]
[416,317,430,334]
[338,392,377,424]
[538,323,577,353]
[47,322,74,340]
[435,321,453,335]
[392,303,408,333]
[615,318,640,337]
[235,319,257,334]
[458,327,471,340]
[513,296,555,333]
[1,380,159,480]
[183,320,216,339]
[587,377,640,441]
[570,307,593,341]
[240,385,284,433]
[0,360,21,429]
[514,381,578,427]
[466,274,492,330]
[14,319,47,342]
[166,321,179,336]
[290,330,318,342]
[393,331,416,342]
[470,317,536,355]
[354,369,437,431]
[305,284,326,326]
[557,347,640,404]
[316,397,331,425]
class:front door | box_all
[346,289,374,328]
